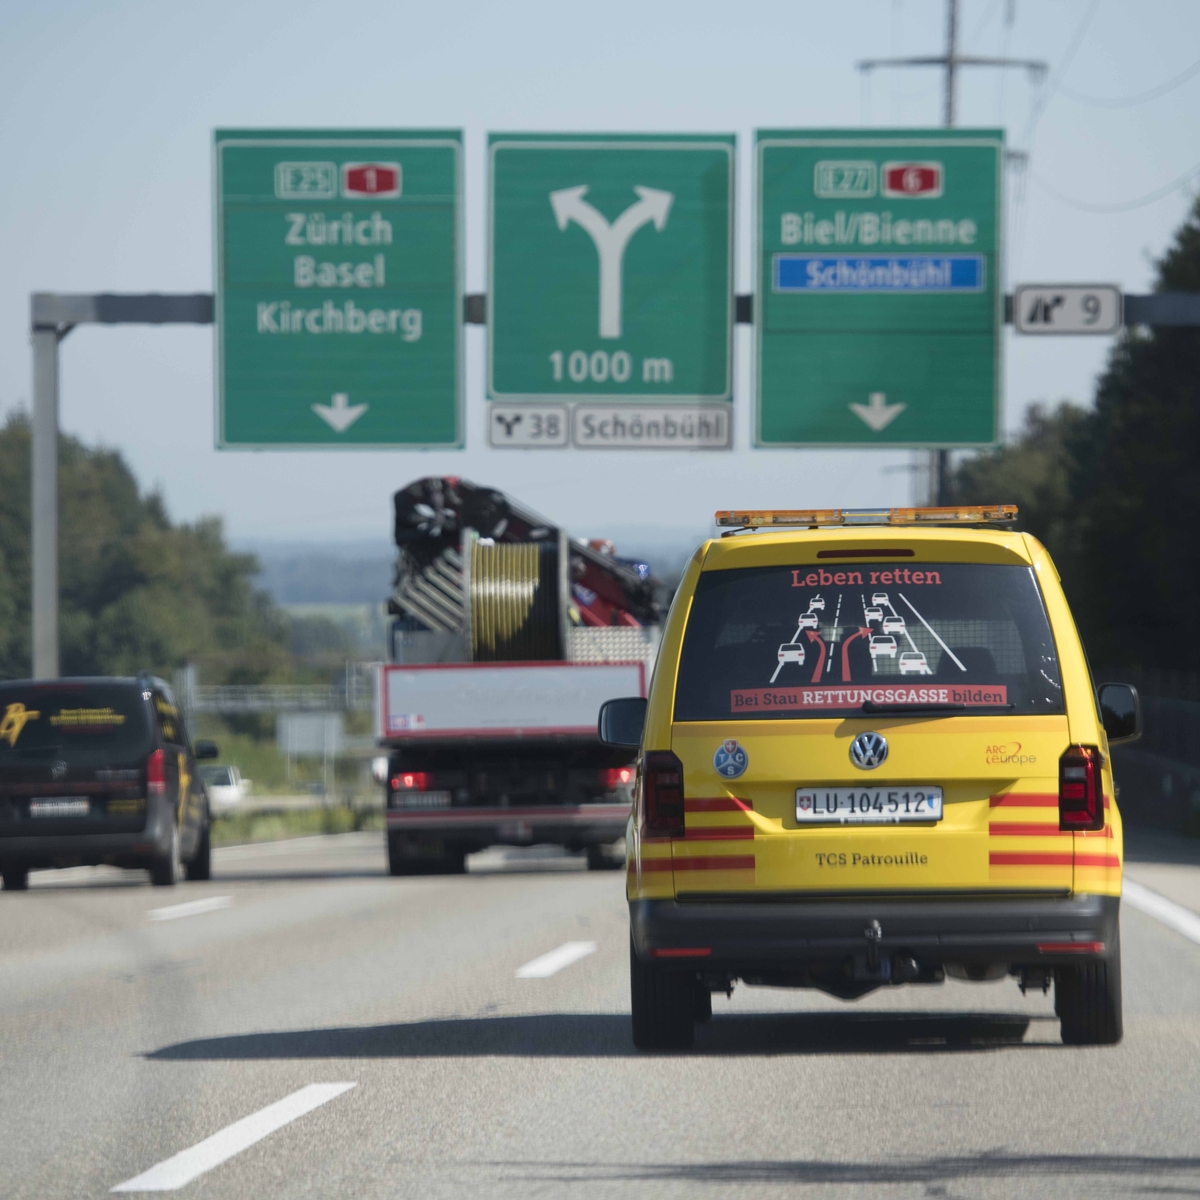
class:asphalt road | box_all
[3,832,1200,1199]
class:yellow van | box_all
[599,507,1142,1050]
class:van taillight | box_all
[146,749,166,798]
[642,751,684,838]
[599,767,634,790]
[1059,745,1102,831]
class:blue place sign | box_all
[774,254,984,294]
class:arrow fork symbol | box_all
[849,391,906,433]
[312,392,368,433]
[549,184,674,339]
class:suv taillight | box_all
[1059,745,1102,831]
[641,751,684,838]
[146,749,166,798]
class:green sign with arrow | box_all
[487,134,735,408]
[755,129,1003,447]
[215,129,462,447]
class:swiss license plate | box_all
[29,797,90,818]
[396,790,452,809]
[795,787,942,825]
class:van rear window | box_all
[0,684,152,758]
[674,562,1064,720]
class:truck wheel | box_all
[693,982,713,1023]
[185,819,212,882]
[586,844,623,871]
[387,833,417,876]
[150,821,181,887]
[630,936,695,1050]
[1056,936,1123,1045]
[2,867,30,891]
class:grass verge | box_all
[212,805,384,848]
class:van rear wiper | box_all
[861,701,966,714]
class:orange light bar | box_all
[715,505,1018,529]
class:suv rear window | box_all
[674,562,1064,720]
[0,683,153,760]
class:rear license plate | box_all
[29,797,90,818]
[795,787,942,825]
[395,791,452,809]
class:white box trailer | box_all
[376,660,646,873]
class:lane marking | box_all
[1123,879,1200,947]
[898,592,965,671]
[515,940,597,979]
[147,896,232,922]
[111,1082,355,1192]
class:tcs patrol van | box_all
[599,507,1141,1050]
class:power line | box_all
[1032,159,1200,213]
[1057,56,1200,107]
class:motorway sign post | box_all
[488,133,734,449]
[215,129,462,447]
[1013,284,1122,335]
[755,129,1004,447]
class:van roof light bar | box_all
[715,505,1018,530]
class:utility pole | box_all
[859,0,1045,505]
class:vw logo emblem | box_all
[849,732,888,770]
[50,760,68,780]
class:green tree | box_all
[0,414,287,682]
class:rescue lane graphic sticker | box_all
[713,739,749,779]
[0,702,40,746]
[733,685,1008,713]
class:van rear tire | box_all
[1055,936,1123,1045]
[185,819,212,882]
[150,821,181,887]
[630,937,695,1051]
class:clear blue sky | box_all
[2,0,1198,546]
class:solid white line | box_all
[515,940,597,979]
[111,1083,355,1192]
[898,592,965,671]
[147,896,232,922]
[1123,879,1200,947]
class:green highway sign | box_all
[487,134,734,411]
[215,129,462,447]
[755,129,1003,447]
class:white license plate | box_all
[395,791,452,809]
[29,797,90,818]
[795,787,942,824]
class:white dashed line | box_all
[147,896,233,922]
[1123,879,1200,947]
[111,1082,356,1192]
[516,940,597,978]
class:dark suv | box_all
[0,676,217,890]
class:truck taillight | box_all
[391,771,431,791]
[599,767,633,790]
[641,751,684,838]
[1059,745,1103,831]
[146,749,166,798]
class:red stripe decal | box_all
[639,858,675,873]
[990,793,1111,809]
[1075,854,1121,869]
[989,852,1073,866]
[684,826,754,841]
[1037,941,1105,954]
[988,823,1067,837]
[651,948,712,959]
[685,797,754,813]
[673,855,756,872]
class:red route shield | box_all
[882,162,943,198]
[342,162,401,198]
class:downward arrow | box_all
[849,391,906,433]
[312,392,368,433]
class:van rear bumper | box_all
[629,892,1120,971]
[0,799,174,871]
